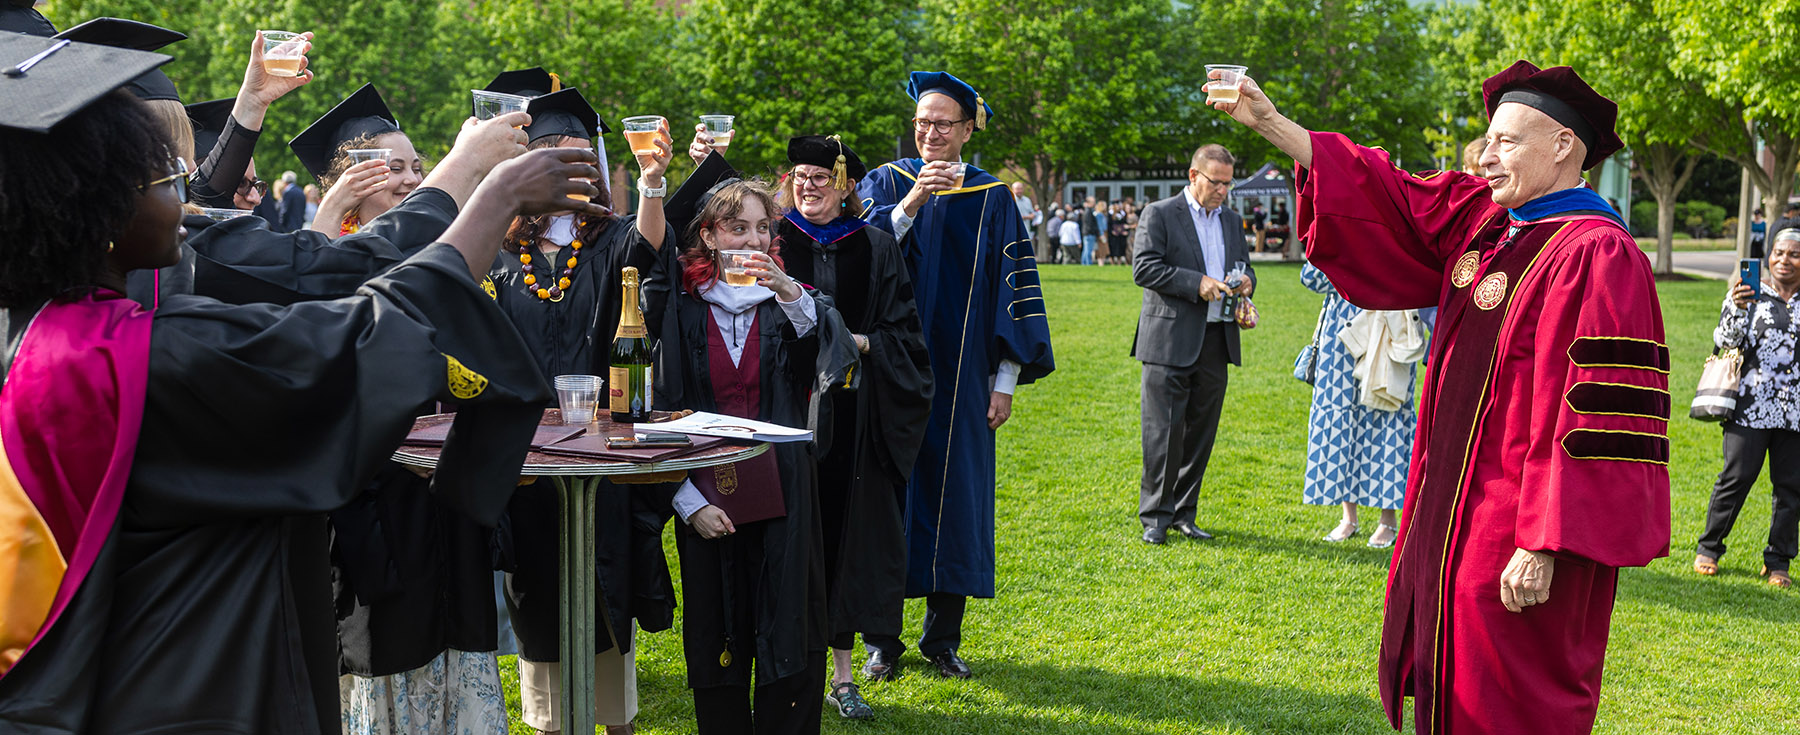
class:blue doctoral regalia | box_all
[858,159,1055,598]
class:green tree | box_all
[678,0,912,180]
[1658,0,1800,233]
[1169,0,1436,172]
[915,0,1173,235]
[1420,0,1504,168]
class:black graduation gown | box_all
[777,218,933,641]
[0,244,551,735]
[490,215,681,662]
[649,287,858,689]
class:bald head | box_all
[1477,102,1589,209]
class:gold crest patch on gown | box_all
[1473,272,1508,310]
[445,354,488,399]
[1450,251,1480,288]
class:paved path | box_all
[1670,250,1738,280]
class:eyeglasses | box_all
[911,117,969,135]
[791,169,835,189]
[1195,171,1233,190]
[141,156,191,203]
[238,177,268,196]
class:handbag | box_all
[1292,304,1327,384]
[1689,347,1743,421]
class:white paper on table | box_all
[654,411,813,443]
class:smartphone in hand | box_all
[1741,258,1761,290]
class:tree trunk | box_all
[1632,142,1700,276]
[1760,126,1799,228]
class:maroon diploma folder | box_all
[690,449,785,525]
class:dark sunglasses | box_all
[237,177,268,196]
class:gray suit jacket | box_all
[1130,192,1254,367]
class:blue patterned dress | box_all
[339,650,508,735]
[1301,263,1416,510]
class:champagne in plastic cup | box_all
[622,116,665,157]
[1205,64,1247,104]
[553,374,601,425]
[567,145,595,203]
[259,31,306,78]
[951,161,967,189]
[721,249,760,287]
[472,90,529,121]
[699,115,735,151]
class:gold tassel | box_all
[829,134,848,190]
[974,95,987,130]
[548,72,562,93]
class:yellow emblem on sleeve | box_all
[481,276,498,300]
[445,354,488,400]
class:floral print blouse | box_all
[1715,283,1800,430]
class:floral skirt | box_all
[339,649,508,735]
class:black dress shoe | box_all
[862,650,899,682]
[1171,521,1213,540]
[1142,526,1166,545]
[925,650,972,679]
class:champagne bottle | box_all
[610,266,653,423]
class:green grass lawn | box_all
[502,263,1797,734]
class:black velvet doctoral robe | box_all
[777,216,933,640]
[647,283,858,689]
[0,244,551,734]
[489,215,682,661]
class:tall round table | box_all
[392,412,767,735]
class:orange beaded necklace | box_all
[520,218,587,302]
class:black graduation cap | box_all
[788,134,867,186]
[54,17,185,102]
[524,87,608,142]
[665,150,740,237]
[483,67,557,98]
[288,83,403,181]
[0,34,171,134]
[186,98,233,161]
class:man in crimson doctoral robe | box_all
[1215,61,1672,734]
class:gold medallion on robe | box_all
[445,354,488,399]
[1473,272,1508,311]
[1450,251,1480,288]
[719,650,733,667]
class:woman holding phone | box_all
[1695,228,1800,588]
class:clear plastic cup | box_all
[951,161,968,189]
[567,144,596,202]
[720,249,761,287]
[699,114,734,151]
[622,115,666,157]
[347,148,391,166]
[200,208,253,222]
[473,90,530,121]
[259,30,306,78]
[1205,64,1248,104]
[553,374,601,424]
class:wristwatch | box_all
[639,177,666,198]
